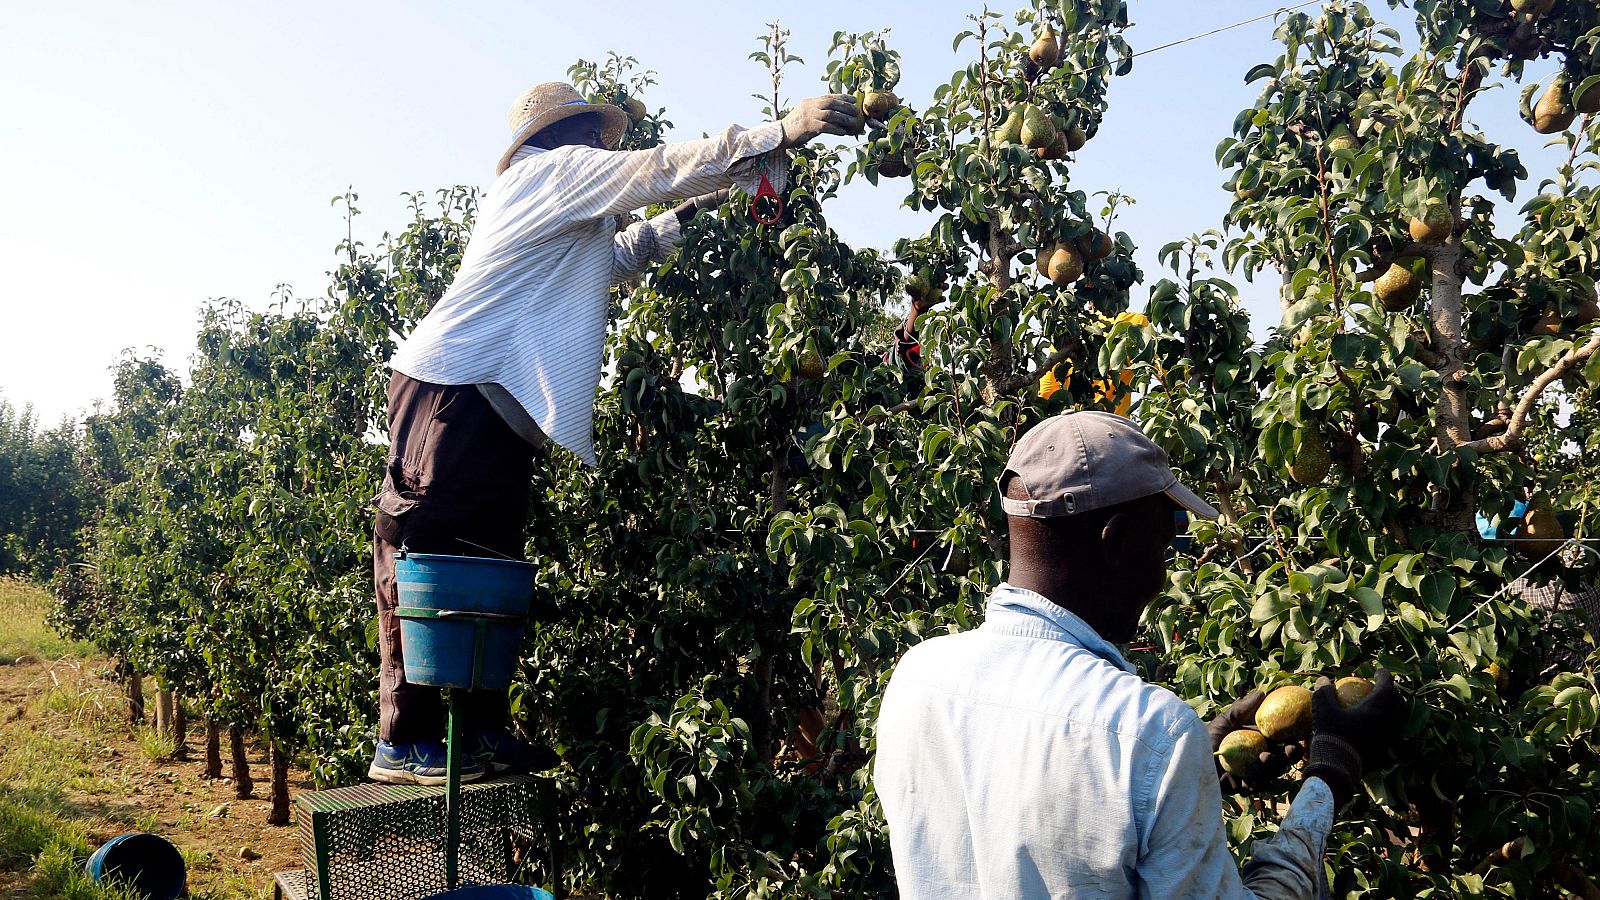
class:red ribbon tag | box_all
[750,166,783,225]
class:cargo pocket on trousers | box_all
[372,484,419,548]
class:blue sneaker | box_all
[470,729,560,775]
[368,739,487,786]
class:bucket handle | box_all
[394,607,526,622]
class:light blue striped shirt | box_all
[875,583,1334,899]
[390,122,786,464]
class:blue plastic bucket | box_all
[420,886,554,900]
[394,552,535,691]
[85,832,186,900]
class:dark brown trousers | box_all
[372,372,535,744]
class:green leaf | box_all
[1419,572,1455,615]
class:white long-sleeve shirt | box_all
[875,583,1334,899]
[389,121,786,464]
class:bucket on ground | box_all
[394,552,536,691]
[421,886,556,900]
[86,832,187,900]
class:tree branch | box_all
[1355,241,1428,283]
[861,396,923,425]
[1461,331,1600,454]
[997,339,1083,396]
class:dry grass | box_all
[0,577,93,665]
[0,579,285,899]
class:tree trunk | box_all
[1414,792,1455,875]
[230,726,255,799]
[204,719,222,779]
[1212,484,1256,577]
[268,742,291,826]
[171,695,188,758]
[1429,239,1471,448]
[127,671,145,724]
[1426,237,1479,533]
[980,228,1016,406]
[153,686,174,739]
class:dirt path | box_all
[0,653,308,899]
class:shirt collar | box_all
[509,144,545,166]
[982,582,1137,674]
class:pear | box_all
[1077,230,1115,261]
[1531,304,1562,336]
[1036,241,1057,279]
[1029,26,1061,69]
[992,107,1025,146]
[1256,685,1314,743]
[1289,438,1332,485]
[621,96,648,123]
[844,102,868,135]
[1036,130,1070,160]
[1020,103,1058,150]
[1047,244,1084,285]
[1234,181,1265,201]
[1374,259,1424,311]
[1409,201,1454,244]
[1064,125,1087,152]
[878,152,911,178]
[1522,506,1566,554]
[1216,729,1267,778]
[1533,80,1578,134]
[798,349,825,380]
[1511,0,1556,17]
[1579,81,1600,115]
[1576,295,1600,325]
[1326,127,1359,153]
[905,269,935,300]
[1335,676,1375,708]
[863,90,899,119]
[1351,91,1379,131]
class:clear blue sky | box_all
[0,1,1570,424]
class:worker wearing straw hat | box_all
[368,82,860,785]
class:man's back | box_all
[873,584,1250,899]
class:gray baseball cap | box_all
[999,411,1219,520]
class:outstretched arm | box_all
[610,191,729,283]
[551,95,860,223]
[1137,718,1330,899]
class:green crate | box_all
[283,774,553,900]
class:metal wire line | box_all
[1049,1,1325,81]
[1447,536,1586,634]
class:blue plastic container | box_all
[394,552,535,691]
[1477,498,1531,541]
[421,886,555,900]
[85,832,186,900]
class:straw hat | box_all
[496,82,629,174]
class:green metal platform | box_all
[271,774,557,900]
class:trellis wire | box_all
[1447,537,1587,634]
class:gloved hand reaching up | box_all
[674,189,731,225]
[779,95,864,149]
[1303,669,1405,809]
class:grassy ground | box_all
[0,577,94,665]
[0,578,301,899]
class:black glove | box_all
[1207,689,1304,793]
[1303,669,1405,809]
[673,189,730,226]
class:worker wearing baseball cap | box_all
[873,410,1402,898]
